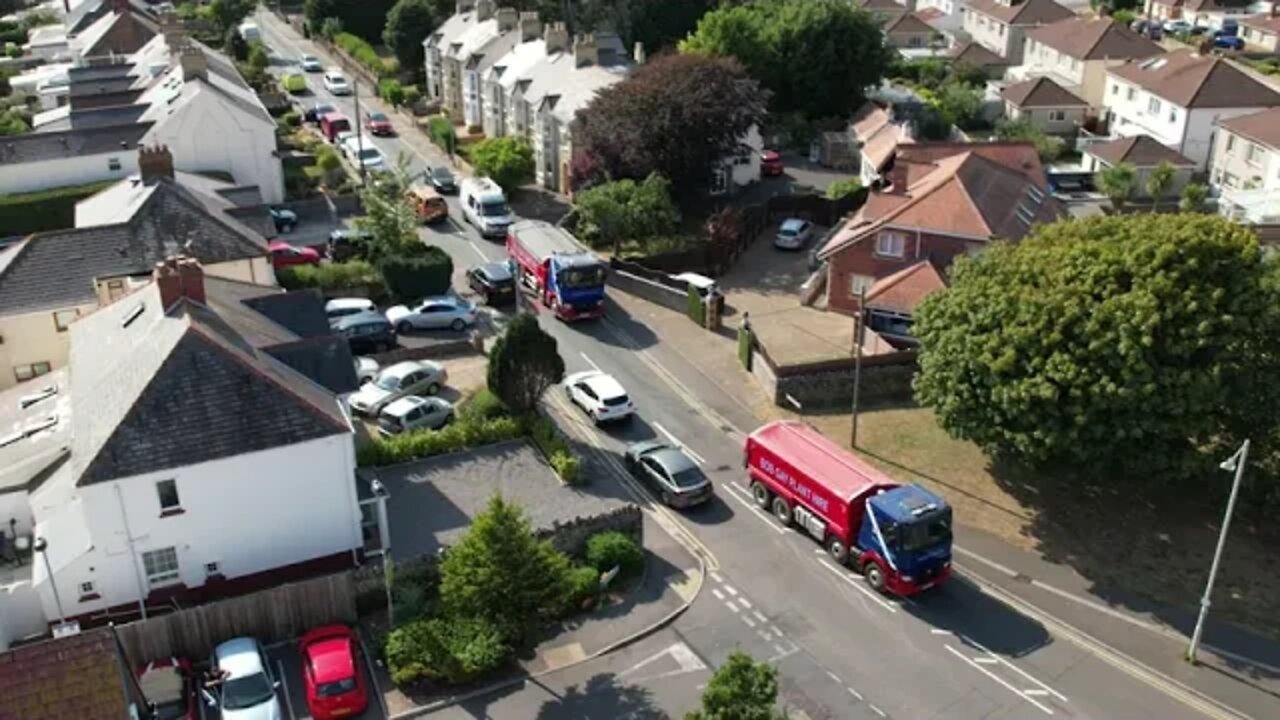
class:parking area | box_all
[266,640,387,720]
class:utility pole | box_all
[115,484,149,620]
[1187,438,1250,663]
[353,78,367,187]
[33,538,65,624]
[850,286,867,448]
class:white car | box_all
[775,218,814,250]
[386,296,477,332]
[300,54,322,72]
[323,70,351,95]
[354,356,379,385]
[205,637,282,720]
[378,395,455,436]
[565,370,634,423]
[326,297,376,322]
[341,136,386,172]
[349,360,447,416]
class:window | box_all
[205,561,221,575]
[998,23,1005,37]
[14,362,51,383]
[1227,135,1236,153]
[142,547,180,587]
[1224,171,1239,189]
[53,309,77,331]
[156,479,180,512]
[107,157,121,171]
[1111,83,1118,95]
[79,581,95,595]
[106,279,126,302]
[1048,110,1066,122]
[1127,87,1136,101]
[1070,58,1079,72]
[1147,97,1161,114]
[1169,109,1177,124]
[1247,143,1263,166]
[851,274,875,297]
[876,231,907,258]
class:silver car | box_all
[385,296,478,332]
[349,360,448,416]
[775,219,814,250]
[378,396,455,436]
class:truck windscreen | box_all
[898,508,952,553]
[559,266,606,289]
[481,200,509,217]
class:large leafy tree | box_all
[574,173,678,253]
[384,0,443,77]
[680,0,890,120]
[913,214,1280,477]
[487,314,565,413]
[685,652,784,720]
[572,53,766,196]
[469,136,535,191]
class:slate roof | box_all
[1085,134,1195,166]
[866,260,948,314]
[0,178,268,315]
[1242,15,1280,34]
[1026,17,1162,61]
[965,0,1075,25]
[0,122,151,165]
[950,41,1014,67]
[69,282,350,486]
[76,8,155,59]
[1151,0,1250,9]
[884,10,939,35]
[265,337,360,395]
[1001,76,1088,107]
[1109,49,1280,108]
[0,627,133,720]
[1219,107,1280,151]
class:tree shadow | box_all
[532,672,667,720]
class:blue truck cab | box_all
[857,484,954,595]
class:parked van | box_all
[320,113,351,143]
[405,186,449,223]
[459,177,513,239]
[238,21,260,41]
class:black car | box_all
[425,165,457,193]
[269,207,297,233]
[467,262,516,305]
[332,310,396,354]
[327,228,374,262]
[304,102,337,123]
[624,441,714,508]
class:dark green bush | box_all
[334,32,395,77]
[276,260,382,293]
[377,246,452,302]
[564,565,601,612]
[529,417,581,483]
[281,111,301,128]
[0,182,114,236]
[385,615,508,686]
[457,388,509,423]
[586,531,644,580]
[379,78,404,106]
[356,416,526,467]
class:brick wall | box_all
[826,229,974,314]
[607,269,689,314]
[750,342,917,411]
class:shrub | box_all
[565,565,601,612]
[468,136,534,191]
[356,416,526,467]
[0,181,114,235]
[585,531,644,580]
[402,84,422,108]
[686,284,702,324]
[529,418,581,482]
[825,177,863,201]
[457,388,509,423]
[320,16,343,39]
[276,260,382,292]
[379,78,404,107]
[377,246,453,302]
[427,115,456,153]
[5,42,21,58]
[550,451,581,484]
[385,616,508,686]
[281,110,302,128]
[389,558,439,624]
[0,28,25,45]
[334,32,394,77]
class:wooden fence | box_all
[114,572,357,661]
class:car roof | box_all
[214,638,265,679]
[368,111,388,119]
[333,310,389,328]
[573,371,626,398]
[267,241,297,250]
[386,359,440,377]
[780,219,809,232]
[476,262,513,280]
[649,446,698,475]
[671,272,715,289]
[382,395,428,416]
[303,634,356,684]
[420,295,467,306]
[325,298,375,310]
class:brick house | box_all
[816,143,1063,316]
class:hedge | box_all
[385,615,508,686]
[426,115,455,153]
[457,388,509,423]
[333,32,395,78]
[530,417,581,484]
[378,246,452,302]
[0,181,115,236]
[276,260,382,293]
[357,416,526,467]
[586,531,644,580]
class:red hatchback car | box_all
[137,657,197,720]
[301,625,369,719]
[364,111,395,136]
[761,149,784,176]
[269,241,321,269]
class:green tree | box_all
[685,652,785,720]
[248,40,270,72]
[487,313,565,413]
[356,174,419,258]
[680,0,890,120]
[825,177,864,201]
[1096,162,1136,211]
[1179,182,1208,212]
[316,146,344,186]
[995,116,1064,163]
[379,246,453,302]
[0,109,29,136]
[209,0,255,34]
[469,136,535,191]
[936,79,984,129]
[320,16,344,40]
[439,495,573,643]
[224,24,249,61]
[1145,160,1175,210]
[304,0,341,33]
[912,214,1280,477]
[574,173,679,254]
[384,0,441,79]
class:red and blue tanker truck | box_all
[506,219,608,321]
[745,420,953,595]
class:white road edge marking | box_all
[814,555,898,614]
[742,615,756,628]
[847,687,864,701]
[579,352,602,372]
[275,659,296,720]
[467,240,489,263]
[769,625,785,639]
[711,588,725,601]
[945,646,1053,715]
[826,671,842,683]
[653,421,706,465]
[711,572,724,584]
[723,585,739,596]
[869,704,887,717]
[752,610,769,624]
[725,600,740,613]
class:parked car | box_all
[378,396,455,436]
[269,207,297,233]
[1163,19,1192,34]
[386,296,478,332]
[323,70,351,95]
[775,218,814,250]
[320,113,352,143]
[761,150,784,176]
[327,228,373,262]
[354,356,379,385]
[325,297,376,322]
[425,164,457,193]
[624,441,714,508]
[204,638,283,720]
[564,370,634,424]
[1215,34,1244,49]
[1216,19,1239,37]
[304,102,336,123]
[333,311,396,355]
[405,185,449,223]
[467,262,516,305]
[349,360,448,416]
[364,110,394,136]
[268,241,320,269]
[299,625,369,720]
[459,177,513,239]
[300,54,322,72]
[137,657,197,720]
[341,136,386,173]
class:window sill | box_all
[873,253,906,261]
[78,593,100,603]
[159,508,185,518]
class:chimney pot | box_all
[544,22,569,54]
[138,144,174,184]
[633,41,646,65]
[154,257,205,309]
[456,0,477,13]
[476,0,497,22]
[496,7,518,32]
[518,11,542,43]
[179,44,208,81]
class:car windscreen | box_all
[369,112,388,121]
[898,508,952,552]
[558,265,606,289]
[357,148,381,161]
[221,673,274,710]
[374,374,400,391]
[317,676,358,697]
[601,394,629,407]
[480,200,509,217]
[779,227,798,236]
[671,466,707,489]
[431,167,454,181]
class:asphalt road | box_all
[256,12,1256,720]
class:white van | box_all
[238,21,260,41]
[459,177,513,239]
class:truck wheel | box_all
[750,481,770,509]
[827,537,849,565]
[864,561,886,593]
[771,497,792,526]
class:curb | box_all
[387,544,705,719]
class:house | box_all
[949,40,1016,78]
[1016,16,1162,110]
[859,0,916,22]
[1143,0,1252,29]
[883,10,945,52]
[1000,76,1088,134]
[1211,108,1280,222]
[711,126,765,197]
[962,0,1075,63]
[816,142,1062,315]
[11,258,362,638]
[0,627,147,714]
[481,21,553,138]
[1241,14,1280,52]
[433,0,521,126]
[70,0,156,60]
[0,146,274,391]
[0,122,154,194]
[1083,134,1196,198]
[1102,49,1280,169]
[424,0,485,105]
[863,259,949,345]
[850,102,915,187]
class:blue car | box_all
[1214,35,1244,50]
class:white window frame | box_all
[1226,134,1236,153]
[876,231,907,258]
[107,157,121,171]
[142,547,181,588]
[1048,109,1067,122]
[79,581,95,595]
[53,309,77,331]
[1247,142,1263,167]
[14,362,51,383]
[1126,87,1136,101]
[205,561,221,576]
[1147,96,1161,114]
[851,274,876,297]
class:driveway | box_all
[265,640,388,720]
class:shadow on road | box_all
[906,575,1052,659]
[531,673,665,720]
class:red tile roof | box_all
[1243,15,1280,33]
[1218,107,1280,151]
[0,628,132,720]
[866,260,948,313]
[884,10,938,35]
[1026,17,1162,61]
[1001,76,1088,108]
[950,41,1014,67]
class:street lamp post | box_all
[850,286,867,448]
[33,537,66,624]
[1187,438,1250,664]
[353,79,367,187]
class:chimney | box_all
[544,22,569,54]
[179,44,208,81]
[138,144,174,184]
[519,11,542,42]
[496,7,518,32]
[887,159,908,193]
[154,257,206,309]
[160,12,184,51]
[633,42,646,65]
[111,0,129,12]
[476,0,496,22]
[456,0,476,13]
[573,33,599,68]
